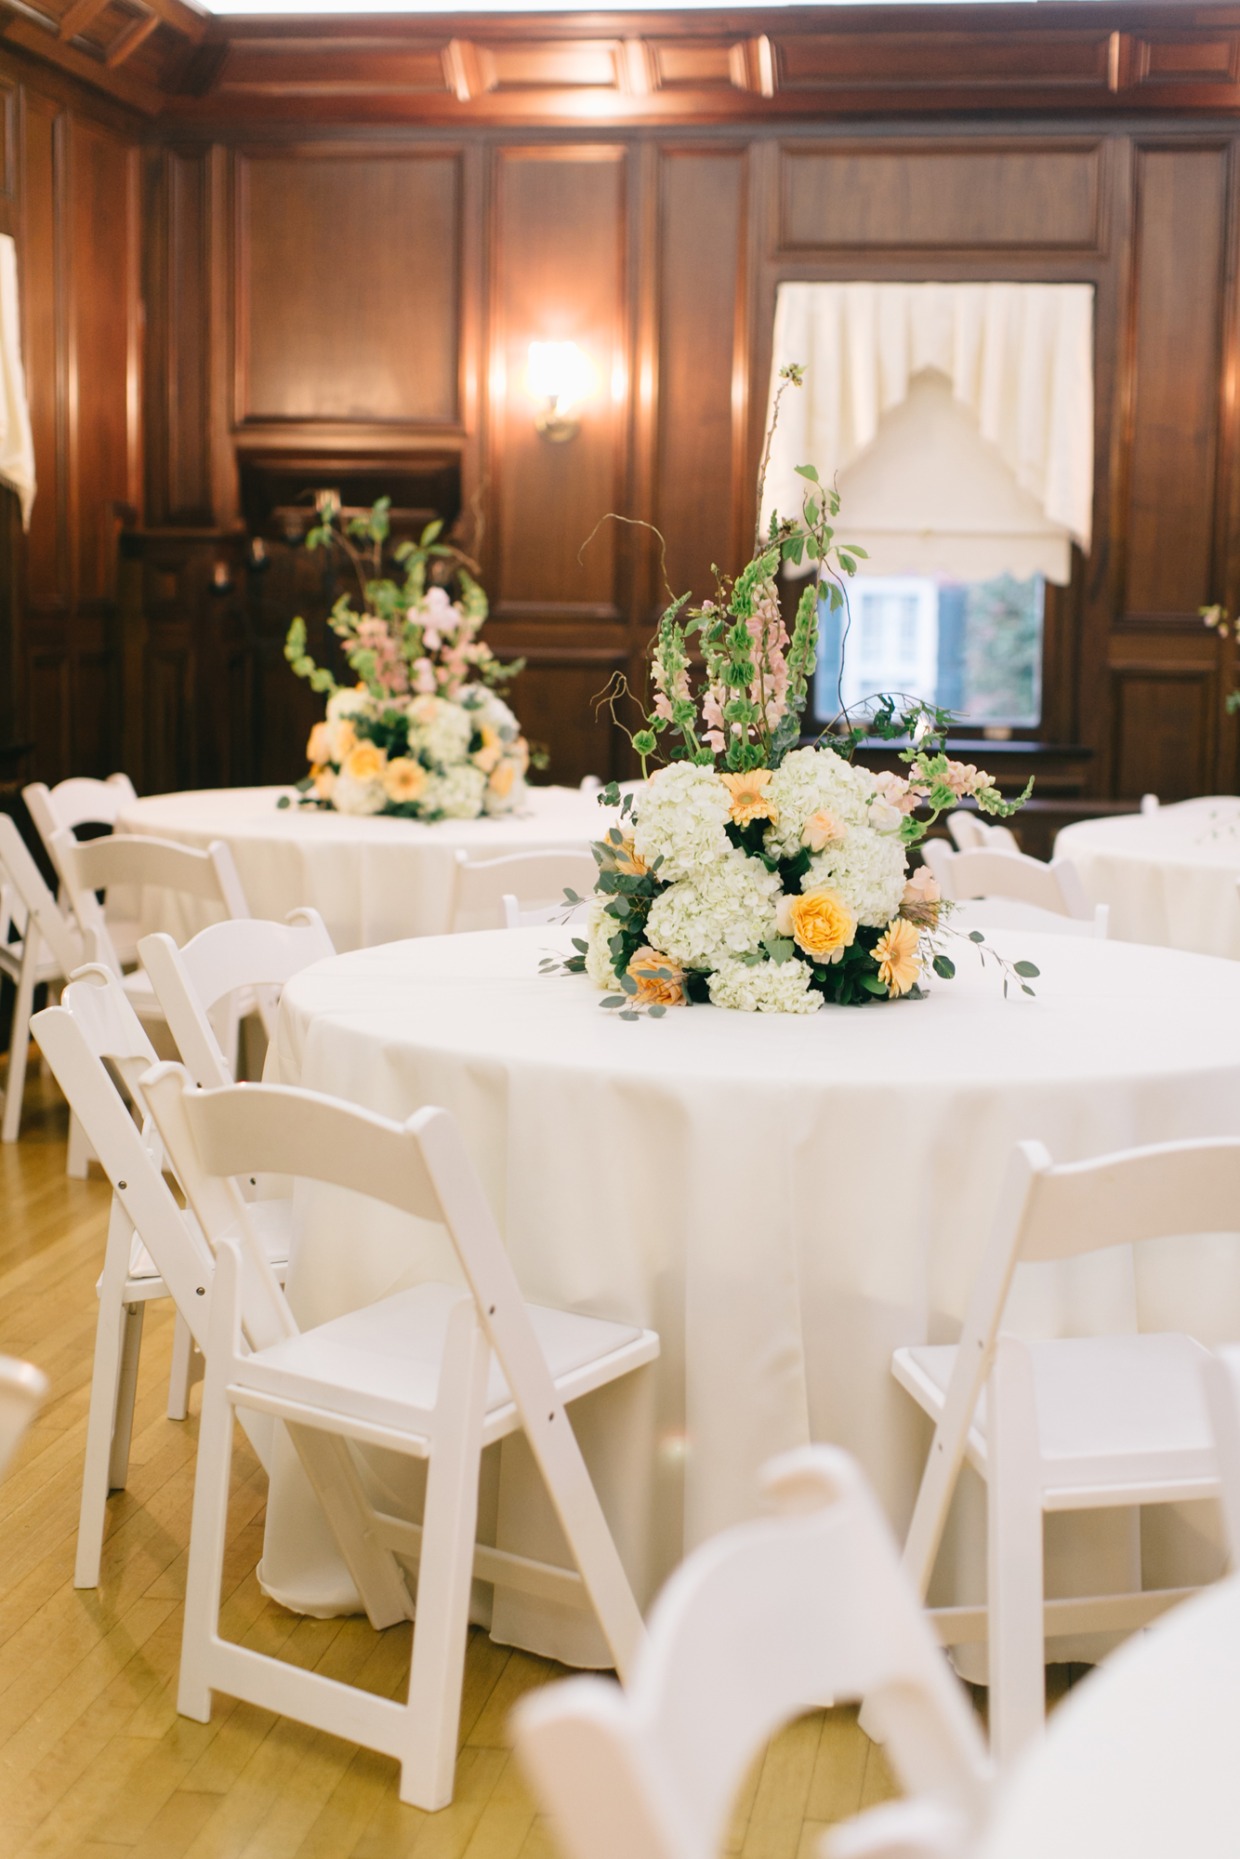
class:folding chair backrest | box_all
[24,772,137,849]
[924,844,1092,917]
[1205,1347,1240,1567]
[30,974,216,1331]
[514,1447,992,1859]
[0,814,83,977]
[139,909,335,1088]
[451,849,598,933]
[0,1357,48,1485]
[52,831,250,973]
[902,1136,1240,1596]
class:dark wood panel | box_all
[0,77,14,199]
[1123,146,1228,619]
[73,644,115,775]
[167,149,212,520]
[25,647,71,778]
[775,28,1113,93]
[20,89,65,611]
[516,662,623,788]
[656,148,745,603]
[1109,666,1216,798]
[779,143,1102,253]
[490,147,627,614]
[70,115,136,602]
[236,151,461,425]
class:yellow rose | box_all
[873,917,922,997]
[720,768,778,827]
[471,725,503,775]
[383,757,426,803]
[343,741,386,783]
[802,808,845,852]
[306,721,332,766]
[775,887,856,963]
[627,946,686,1007]
[488,759,517,799]
[330,718,358,763]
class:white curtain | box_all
[762,281,1094,586]
[0,234,35,530]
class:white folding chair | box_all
[921,842,1108,939]
[0,815,84,1143]
[141,1064,660,1810]
[0,1357,49,1485]
[946,812,1019,855]
[1204,1345,1240,1567]
[894,1136,1237,1766]
[451,849,598,933]
[30,967,280,1588]
[513,1446,993,1859]
[24,773,142,966]
[138,909,335,1090]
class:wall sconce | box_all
[527,340,592,443]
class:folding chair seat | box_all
[30,967,281,1588]
[451,848,598,932]
[24,773,143,967]
[946,811,1019,854]
[894,1136,1239,1766]
[0,815,84,1142]
[513,1446,993,1859]
[141,1063,659,1811]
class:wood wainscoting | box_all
[4,9,1240,799]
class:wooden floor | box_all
[0,1053,933,1859]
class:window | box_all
[814,572,1044,730]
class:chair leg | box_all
[75,1288,136,1588]
[167,1313,199,1421]
[1,950,37,1143]
[178,1277,240,1723]
[107,1303,145,1491]
[398,1298,490,1811]
[987,1336,1046,1768]
[66,1111,95,1179]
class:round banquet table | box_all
[1055,796,1240,958]
[115,783,610,952]
[262,925,1240,1666]
[978,1572,1240,1859]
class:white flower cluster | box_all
[707,956,821,1014]
[584,898,619,989]
[763,748,871,855]
[803,831,908,929]
[313,682,529,821]
[644,847,781,969]
[421,764,489,819]
[406,695,474,769]
[631,761,731,880]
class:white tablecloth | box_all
[116,785,609,951]
[1055,797,1240,957]
[261,926,1240,1665]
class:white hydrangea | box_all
[804,826,908,928]
[421,764,488,819]
[407,695,474,770]
[632,762,732,881]
[331,771,386,817]
[462,688,522,743]
[326,685,371,724]
[763,747,873,857]
[584,898,620,989]
[708,956,821,1014]
[644,847,781,970]
[482,761,527,816]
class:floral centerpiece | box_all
[283,497,532,820]
[554,366,1034,1017]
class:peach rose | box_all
[627,946,686,1007]
[312,767,337,802]
[383,757,426,803]
[471,725,503,775]
[720,768,778,827]
[900,866,941,928]
[329,718,358,763]
[874,917,922,997]
[488,759,517,800]
[775,887,856,963]
[801,808,846,852]
[342,741,386,783]
[306,721,332,766]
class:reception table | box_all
[116,784,610,951]
[259,925,1240,1665]
[1055,796,1240,958]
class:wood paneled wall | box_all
[6,21,1240,803]
[0,53,141,786]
